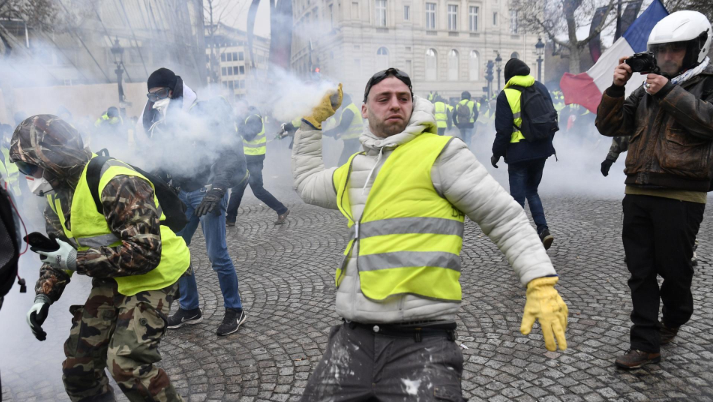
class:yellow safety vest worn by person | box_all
[434,102,449,129]
[457,99,476,124]
[332,133,465,302]
[503,75,536,144]
[94,113,122,127]
[243,114,267,156]
[48,156,190,296]
[340,103,364,140]
[1,147,21,195]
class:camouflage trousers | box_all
[62,278,183,402]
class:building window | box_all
[375,0,387,26]
[221,53,226,62]
[227,52,233,62]
[493,12,498,26]
[469,50,479,81]
[510,10,518,33]
[239,52,244,61]
[425,3,436,30]
[233,66,239,75]
[239,65,245,74]
[447,5,458,31]
[376,47,390,71]
[469,6,478,32]
[426,48,437,81]
[511,52,519,59]
[448,49,459,81]
[404,5,410,21]
[221,67,227,76]
[228,67,233,76]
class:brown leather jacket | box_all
[596,65,713,192]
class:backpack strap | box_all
[86,156,115,214]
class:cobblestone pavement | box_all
[2,192,713,401]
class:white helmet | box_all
[647,11,712,74]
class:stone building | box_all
[292,0,545,101]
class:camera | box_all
[625,52,661,74]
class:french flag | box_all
[559,0,669,113]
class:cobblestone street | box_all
[2,194,713,401]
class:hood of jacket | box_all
[505,75,535,89]
[359,96,437,153]
[140,77,198,134]
[9,115,91,189]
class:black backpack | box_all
[86,155,188,233]
[510,85,559,142]
[0,185,21,307]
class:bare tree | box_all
[665,0,713,20]
[512,0,618,74]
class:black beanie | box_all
[504,59,531,83]
[147,68,177,90]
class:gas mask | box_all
[153,98,171,117]
[25,176,54,196]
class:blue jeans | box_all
[458,127,474,146]
[227,155,287,223]
[176,188,242,310]
[507,158,549,234]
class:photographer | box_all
[595,11,713,370]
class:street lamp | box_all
[110,37,127,110]
[485,60,494,99]
[535,37,545,82]
[495,52,502,92]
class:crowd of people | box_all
[0,10,710,402]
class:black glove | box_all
[491,155,500,168]
[195,188,225,217]
[27,294,50,341]
[601,159,614,177]
[25,232,60,253]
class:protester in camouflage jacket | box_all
[600,136,630,177]
[11,115,186,402]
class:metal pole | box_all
[497,67,501,92]
[537,56,543,82]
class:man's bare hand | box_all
[644,74,669,95]
[613,56,633,87]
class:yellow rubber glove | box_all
[520,276,568,351]
[304,84,343,130]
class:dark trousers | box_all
[338,138,361,166]
[226,155,287,223]
[622,194,704,353]
[301,322,466,402]
[437,127,446,136]
[507,157,548,234]
[458,127,474,145]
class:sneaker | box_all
[660,323,680,345]
[167,308,202,329]
[275,209,290,225]
[226,220,236,227]
[217,308,247,336]
[615,349,661,370]
[539,229,554,250]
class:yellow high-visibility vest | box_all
[243,114,267,156]
[503,75,535,143]
[340,103,363,140]
[1,147,21,196]
[332,133,465,302]
[47,156,190,296]
[434,102,449,129]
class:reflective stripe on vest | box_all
[504,75,535,143]
[434,102,448,128]
[332,133,464,302]
[341,103,363,140]
[49,155,190,296]
[243,115,267,156]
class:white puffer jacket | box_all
[291,96,556,324]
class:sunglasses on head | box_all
[16,161,39,176]
[363,68,413,103]
[147,87,171,102]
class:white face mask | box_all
[152,98,171,116]
[26,176,54,196]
